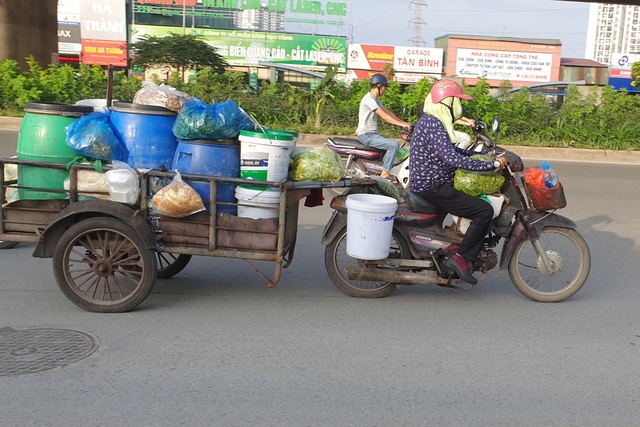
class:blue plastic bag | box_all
[172,98,255,140]
[65,111,127,161]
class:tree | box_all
[129,33,228,80]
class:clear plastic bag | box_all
[454,154,505,197]
[152,170,205,217]
[288,148,344,182]
[172,98,255,140]
[65,111,127,161]
[133,81,192,113]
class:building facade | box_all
[585,3,640,64]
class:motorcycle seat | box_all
[327,137,386,154]
[405,191,439,214]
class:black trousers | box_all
[417,183,493,261]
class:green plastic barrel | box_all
[17,102,94,200]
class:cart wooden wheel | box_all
[53,217,157,313]
[156,253,192,279]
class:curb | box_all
[300,134,640,164]
[2,116,639,164]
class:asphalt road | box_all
[1,130,640,425]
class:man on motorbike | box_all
[356,73,412,183]
[409,79,507,285]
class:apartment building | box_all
[585,3,640,64]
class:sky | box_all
[285,0,592,58]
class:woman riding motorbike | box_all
[409,79,507,284]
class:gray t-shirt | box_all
[356,92,382,136]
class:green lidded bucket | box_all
[239,129,296,191]
[17,102,94,200]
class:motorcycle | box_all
[324,129,412,187]
[325,116,498,190]
[321,121,591,302]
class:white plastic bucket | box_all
[75,99,112,112]
[451,194,505,234]
[486,194,505,218]
[346,193,398,260]
[239,129,295,190]
[235,185,281,219]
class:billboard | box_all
[58,0,81,56]
[346,44,443,83]
[132,25,347,71]
[79,0,128,66]
[609,53,640,93]
[455,48,553,83]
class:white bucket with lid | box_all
[346,193,398,260]
[235,185,281,219]
[239,129,295,191]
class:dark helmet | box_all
[369,73,389,87]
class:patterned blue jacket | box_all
[409,114,496,193]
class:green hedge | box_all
[2,57,640,151]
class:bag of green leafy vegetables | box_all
[288,148,344,182]
[453,154,505,197]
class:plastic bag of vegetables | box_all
[288,148,344,182]
[172,97,255,140]
[453,154,505,197]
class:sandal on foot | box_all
[380,175,398,184]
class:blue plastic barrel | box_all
[172,139,240,215]
[109,102,178,170]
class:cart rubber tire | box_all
[156,253,192,279]
[324,226,411,298]
[53,217,157,313]
[0,241,19,249]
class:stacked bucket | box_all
[237,129,297,219]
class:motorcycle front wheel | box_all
[508,226,591,302]
[324,226,411,298]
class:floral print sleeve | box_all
[409,114,495,193]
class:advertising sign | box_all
[393,46,442,74]
[609,53,640,93]
[58,0,81,55]
[80,0,128,66]
[132,25,347,71]
[346,44,443,83]
[348,44,443,74]
[133,0,347,26]
[455,48,553,83]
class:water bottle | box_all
[539,160,558,188]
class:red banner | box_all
[81,39,127,66]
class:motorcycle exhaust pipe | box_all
[345,266,451,286]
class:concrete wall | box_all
[0,0,58,69]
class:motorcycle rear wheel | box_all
[324,226,411,298]
[508,226,591,302]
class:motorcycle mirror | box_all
[492,115,500,134]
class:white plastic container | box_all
[235,186,281,219]
[239,129,295,190]
[346,193,398,260]
[75,99,112,113]
[105,166,139,204]
[486,194,505,218]
[451,194,505,234]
